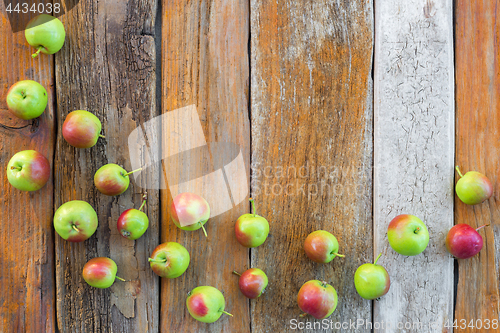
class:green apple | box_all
[297,280,338,319]
[6,80,48,120]
[54,200,98,242]
[304,230,344,263]
[234,198,269,247]
[7,150,50,191]
[170,192,210,237]
[62,110,104,148]
[354,253,390,300]
[186,286,232,323]
[117,196,148,240]
[233,268,268,299]
[82,257,125,288]
[94,163,142,196]
[25,14,65,58]
[148,242,190,278]
[455,166,493,205]
[387,214,429,256]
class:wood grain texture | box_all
[251,1,373,332]
[0,10,56,333]
[161,0,251,332]
[54,0,159,331]
[373,0,454,331]
[455,1,500,330]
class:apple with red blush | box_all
[117,194,148,240]
[446,224,488,259]
[232,268,268,299]
[186,286,232,323]
[7,150,50,191]
[82,257,125,288]
[235,198,269,247]
[297,280,338,319]
[170,192,210,237]
[304,230,344,263]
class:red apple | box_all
[62,110,104,148]
[304,230,344,263]
[297,280,338,319]
[82,257,125,288]
[117,195,148,240]
[446,224,487,259]
[233,268,268,299]
[170,192,210,237]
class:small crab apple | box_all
[117,194,149,240]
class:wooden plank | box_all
[54,0,159,331]
[251,1,374,331]
[454,1,500,330]
[0,11,56,333]
[160,1,251,332]
[373,0,454,331]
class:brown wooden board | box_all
[54,0,160,332]
[160,0,251,332]
[250,0,374,331]
[455,1,500,330]
[0,11,56,333]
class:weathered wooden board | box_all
[454,1,500,330]
[373,0,454,331]
[0,11,56,333]
[160,0,251,332]
[250,1,374,332]
[54,0,160,331]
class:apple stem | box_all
[72,225,79,232]
[335,253,345,258]
[374,252,383,265]
[476,224,490,231]
[232,271,241,277]
[124,167,142,177]
[455,166,464,178]
[139,199,147,212]
[99,134,105,139]
[115,276,126,282]
[321,281,328,288]
[148,258,167,263]
[31,46,42,58]
[249,198,256,217]
[414,227,420,234]
[221,310,233,317]
[10,166,21,170]
[200,222,208,237]
[299,313,308,318]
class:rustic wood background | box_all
[0,0,498,332]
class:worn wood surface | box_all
[161,0,251,332]
[373,0,455,331]
[54,0,160,331]
[250,1,374,332]
[0,11,56,333]
[454,1,500,330]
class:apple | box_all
[387,214,429,256]
[234,198,269,247]
[25,14,65,58]
[148,242,190,278]
[6,80,48,120]
[94,163,142,196]
[170,192,210,237]
[7,150,50,191]
[117,194,148,240]
[446,224,487,259]
[186,286,232,323]
[455,166,493,205]
[62,110,104,148]
[233,268,268,299]
[53,200,98,242]
[82,257,125,288]
[354,253,390,300]
[297,280,338,319]
[304,230,344,263]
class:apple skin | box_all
[455,168,493,205]
[234,199,269,248]
[387,214,429,256]
[354,254,390,300]
[62,110,103,148]
[25,14,65,56]
[94,164,130,196]
[186,286,231,323]
[446,224,484,259]
[297,280,338,319]
[148,242,190,278]
[237,268,268,299]
[170,192,210,231]
[6,80,48,120]
[7,150,50,191]
[117,208,149,240]
[304,230,343,263]
[53,200,98,242]
[82,257,120,288]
